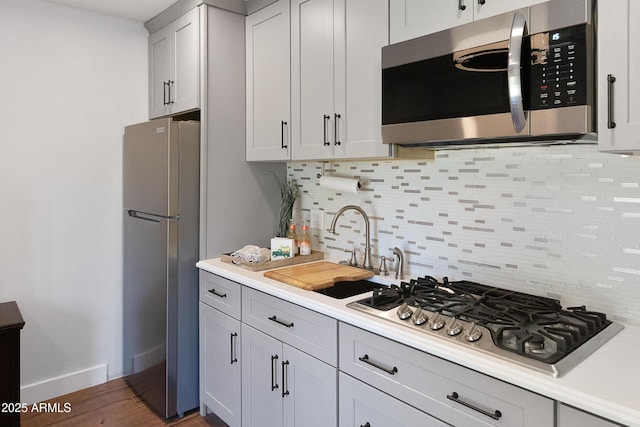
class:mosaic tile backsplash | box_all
[288,144,640,326]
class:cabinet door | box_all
[148,8,200,119]
[241,324,283,427]
[389,0,472,44]
[170,8,200,115]
[246,0,291,161]
[473,0,549,21]
[149,28,172,118]
[291,0,335,160]
[333,0,391,159]
[282,345,337,427]
[597,0,640,153]
[199,303,241,427]
[339,373,449,427]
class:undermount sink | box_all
[314,279,382,299]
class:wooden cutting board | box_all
[263,261,374,291]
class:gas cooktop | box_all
[347,276,624,377]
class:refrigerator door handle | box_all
[127,209,179,222]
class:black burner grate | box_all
[357,276,613,364]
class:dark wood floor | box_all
[21,378,228,427]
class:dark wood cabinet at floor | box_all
[0,301,25,427]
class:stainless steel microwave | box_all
[382,0,595,147]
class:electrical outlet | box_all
[310,209,323,232]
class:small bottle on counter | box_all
[287,220,298,256]
[299,221,311,255]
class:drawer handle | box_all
[358,354,398,375]
[334,113,341,145]
[163,80,169,105]
[282,360,290,398]
[447,392,502,420]
[281,121,288,149]
[360,423,371,427]
[323,114,331,146]
[271,355,279,391]
[208,288,227,298]
[230,333,238,364]
[268,315,294,328]
[607,74,617,129]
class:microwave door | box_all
[382,34,530,144]
[508,11,528,133]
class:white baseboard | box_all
[20,364,108,404]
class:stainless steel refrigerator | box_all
[122,118,199,419]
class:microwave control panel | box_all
[529,24,589,110]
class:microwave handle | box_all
[507,11,527,133]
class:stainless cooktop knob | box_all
[446,319,463,336]
[411,307,428,326]
[429,313,445,330]
[465,322,483,342]
[397,303,413,320]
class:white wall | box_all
[0,0,148,403]
[290,144,640,327]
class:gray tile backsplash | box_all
[288,143,640,325]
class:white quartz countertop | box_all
[197,257,640,427]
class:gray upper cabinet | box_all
[149,7,200,119]
[247,0,391,161]
[389,0,550,44]
[245,0,291,161]
[290,0,391,160]
[597,0,640,153]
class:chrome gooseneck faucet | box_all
[393,247,405,280]
[327,205,374,271]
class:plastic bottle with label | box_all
[299,221,311,256]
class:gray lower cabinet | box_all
[199,271,242,427]
[339,372,448,427]
[339,322,554,427]
[241,287,338,427]
[199,303,241,426]
[199,270,613,427]
[557,404,625,427]
[241,324,337,427]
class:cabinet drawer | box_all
[242,287,337,365]
[199,271,241,319]
[339,323,553,427]
[339,372,448,427]
[557,404,624,427]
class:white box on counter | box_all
[271,238,294,260]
